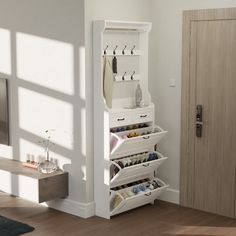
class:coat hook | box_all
[122,45,127,55]
[122,72,127,81]
[113,45,118,55]
[131,71,135,80]
[131,45,136,55]
[104,45,108,55]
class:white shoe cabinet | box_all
[94,20,168,219]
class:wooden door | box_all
[180,8,236,218]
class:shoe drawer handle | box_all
[117,118,125,121]
[145,192,152,196]
[143,136,150,140]
[142,163,150,167]
[140,115,147,118]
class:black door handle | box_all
[196,105,203,137]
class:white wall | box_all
[149,0,236,203]
[0,0,153,218]
[84,0,153,204]
[0,0,94,218]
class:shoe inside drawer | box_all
[110,151,168,188]
[110,125,167,159]
[110,178,168,216]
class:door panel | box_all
[181,9,236,218]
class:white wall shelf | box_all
[0,157,68,203]
[93,20,168,219]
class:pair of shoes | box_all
[147,153,159,161]
[132,184,149,195]
[147,180,161,190]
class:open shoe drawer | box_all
[110,151,168,188]
[110,125,167,159]
[110,178,168,216]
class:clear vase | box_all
[135,84,142,107]
[38,148,57,174]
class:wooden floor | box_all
[1,192,236,236]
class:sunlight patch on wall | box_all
[103,111,110,186]
[81,165,86,181]
[18,175,38,201]
[18,87,74,150]
[0,170,11,193]
[19,138,71,168]
[104,110,110,161]
[79,47,85,100]
[104,168,109,186]
[16,32,74,95]
[0,28,11,75]
[19,137,45,163]
[0,144,12,159]
[81,107,86,157]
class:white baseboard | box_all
[158,188,179,204]
[43,188,178,218]
[45,198,95,218]
[46,188,179,218]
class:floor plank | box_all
[1,192,236,236]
